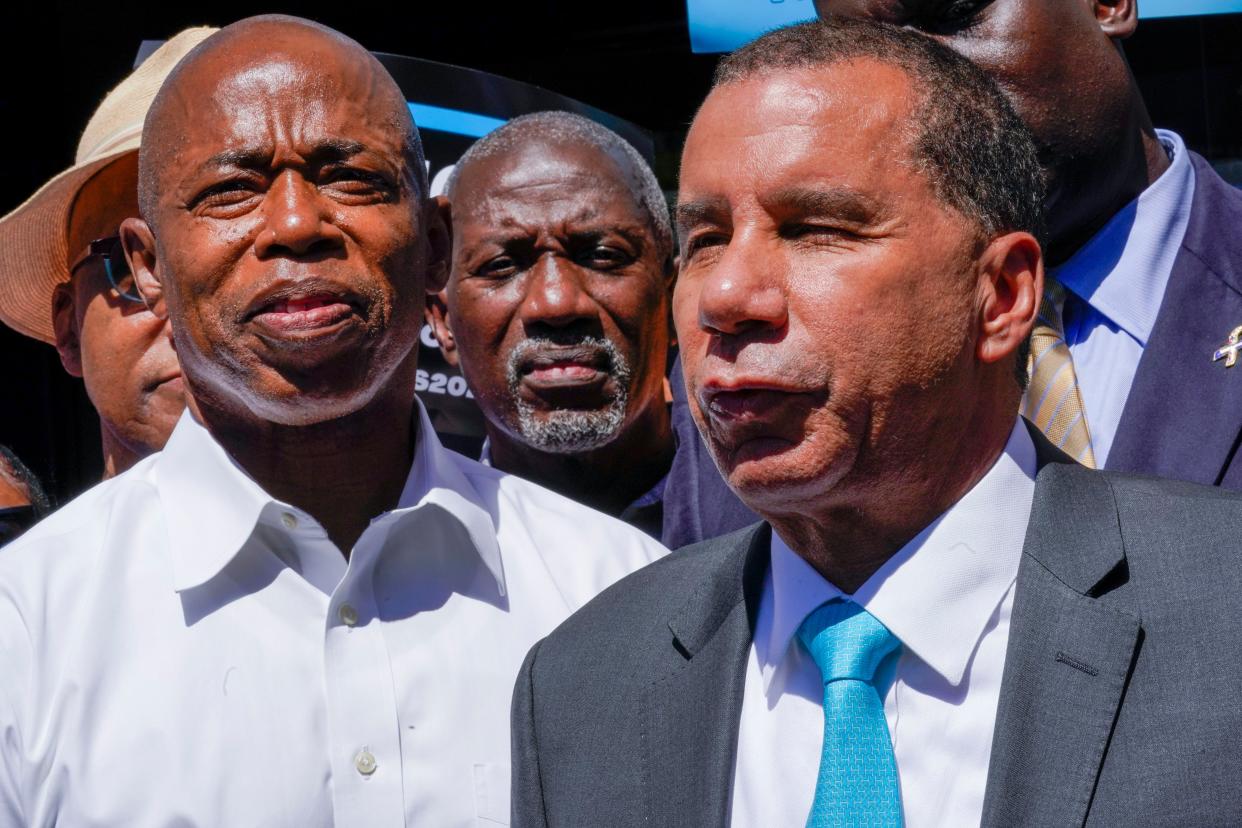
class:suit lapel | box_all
[1108,154,1242,485]
[982,442,1141,827]
[643,523,770,826]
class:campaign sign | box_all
[687,0,1242,53]
[136,43,654,456]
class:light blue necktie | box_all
[797,599,904,828]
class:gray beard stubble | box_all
[504,336,632,454]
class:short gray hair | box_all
[447,111,673,263]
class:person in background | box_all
[0,17,665,826]
[0,28,215,480]
[430,112,681,540]
[0,445,51,546]
[816,0,1242,486]
[512,19,1242,826]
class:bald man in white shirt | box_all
[0,17,665,827]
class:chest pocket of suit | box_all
[473,762,510,825]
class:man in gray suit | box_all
[512,18,1242,827]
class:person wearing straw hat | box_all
[0,27,216,479]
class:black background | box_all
[1,1,1240,501]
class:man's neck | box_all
[191,386,417,556]
[767,402,1017,595]
[486,399,674,518]
[1047,111,1172,266]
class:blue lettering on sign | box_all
[687,0,1242,54]
[407,103,507,138]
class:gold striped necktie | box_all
[1022,280,1097,468]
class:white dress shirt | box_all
[0,402,667,827]
[730,419,1037,827]
[1057,129,1196,466]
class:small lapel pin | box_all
[1213,325,1242,368]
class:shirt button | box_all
[354,748,377,776]
[338,603,359,627]
[280,512,298,530]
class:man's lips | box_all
[519,348,610,389]
[697,380,823,464]
[700,382,817,420]
[245,291,361,335]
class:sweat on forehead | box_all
[137,15,423,222]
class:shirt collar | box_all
[156,400,504,596]
[398,401,506,595]
[762,418,1037,693]
[1055,129,1196,346]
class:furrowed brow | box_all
[674,197,730,233]
[198,139,367,173]
[199,147,270,172]
[304,139,367,164]
[763,185,886,225]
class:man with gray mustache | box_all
[427,112,677,539]
[502,333,632,452]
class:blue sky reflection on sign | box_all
[687,0,1242,53]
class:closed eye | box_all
[779,223,863,244]
[320,166,396,201]
[189,178,264,214]
[681,231,728,259]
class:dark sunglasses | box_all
[69,236,143,304]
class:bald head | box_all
[119,12,449,431]
[138,15,424,225]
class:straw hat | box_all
[0,26,218,344]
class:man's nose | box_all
[696,234,787,337]
[521,255,598,328]
[254,171,346,258]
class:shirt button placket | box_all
[324,536,405,824]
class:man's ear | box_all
[1095,0,1138,39]
[424,194,453,294]
[51,282,83,378]
[666,254,679,348]
[425,289,460,368]
[119,216,167,319]
[976,231,1042,368]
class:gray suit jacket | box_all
[512,429,1242,826]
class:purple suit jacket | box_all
[1106,153,1242,487]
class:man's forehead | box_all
[163,69,406,164]
[460,143,644,214]
[680,64,923,219]
[689,62,917,164]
